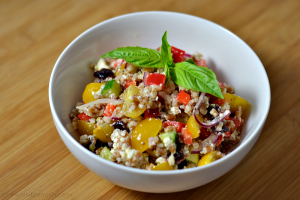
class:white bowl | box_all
[49,11,270,193]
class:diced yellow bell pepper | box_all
[152,162,174,170]
[187,115,200,139]
[198,151,222,166]
[82,83,103,103]
[223,93,248,113]
[131,118,162,152]
[77,120,95,135]
[93,123,114,142]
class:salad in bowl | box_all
[69,32,249,170]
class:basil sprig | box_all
[101,31,223,99]
[171,62,221,98]
[101,46,165,68]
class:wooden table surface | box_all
[1,0,300,199]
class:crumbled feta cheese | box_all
[148,136,159,148]
[125,149,135,160]
[236,106,242,118]
[192,142,200,149]
[164,126,175,133]
[210,108,219,118]
[156,157,166,164]
[221,101,230,112]
[127,120,138,132]
[163,137,173,149]
[89,118,96,124]
[230,130,238,140]
[170,106,181,115]
[168,154,175,166]
[215,122,223,132]
[193,51,203,60]
[95,58,109,71]
[200,143,214,154]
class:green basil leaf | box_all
[185,58,196,65]
[161,31,173,64]
[101,47,164,68]
[170,62,223,99]
[164,63,170,86]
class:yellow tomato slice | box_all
[93,123,114,142]
[131,118,162,152]
[77,120,95,135]
[223,93,248,113]
[198,151,222,166]
[187,115,200,139]
[82,83,103,103]
[152,162,173,170]
[122,85,146,118]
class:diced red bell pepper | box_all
[157,95,165,105]
[176,90,191,105]
[215,135,223,146]
[195,59,207,67]
[208,93,226,106]
[78,113,91,122]
[218,82,224,88]
[224,115,231,120]
[163,121,186,133]
[113,59,124,68]
[146,73,166,89]
[231,117,244,128]
[171,46,185,63]
[199,127,211,140]
[224,130,231,138]
[211,98,226,106]
[182,128,193,145]
[125,80,136,88]
[144,108,160,118]
[103,103,118,117]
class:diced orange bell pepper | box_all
[176,90,191,105]
[125,80,136,88]
[78,113,91,122]
[182,128,193,145]
[195,59,207,67]
[103,103,118,117]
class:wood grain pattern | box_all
[1,0,300,199]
